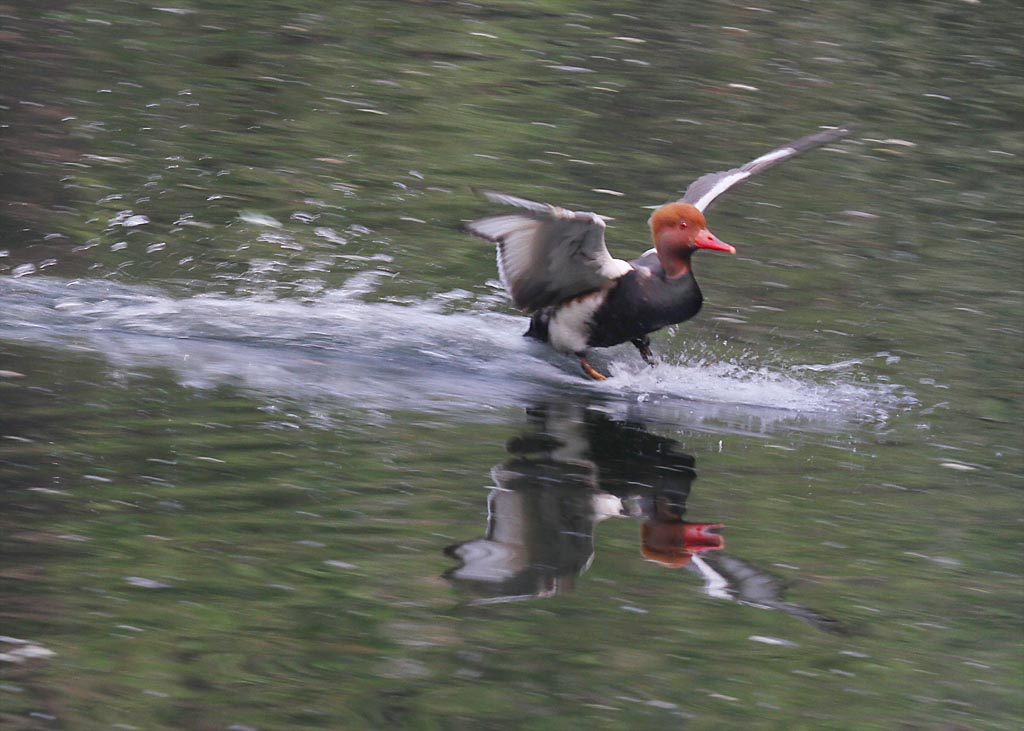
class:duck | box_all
[466,126,851,380]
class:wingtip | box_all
[826,124,854,140]
[469,187,510,205]
[462,218,498,243]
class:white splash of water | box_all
[0,275,912,429]
[604,357,888,413]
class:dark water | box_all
[2,2,1021,729]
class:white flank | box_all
[547,291,604,354]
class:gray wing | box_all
[681,126,851,212]
[466,190,632,313]
[696,553,845,634]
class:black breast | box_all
[587,262,703,348]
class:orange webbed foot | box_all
[579,356,607,381]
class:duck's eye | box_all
[678,221,688,229]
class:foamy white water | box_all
[0,276,912,431]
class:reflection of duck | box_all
[445,402,843,632]
[466,127,850,379]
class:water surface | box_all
[2,1,1021,729]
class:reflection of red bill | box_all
[641,522,725,568]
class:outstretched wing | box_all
[695,553,846,634]
[466,190,632,313]
[681,126,851,212]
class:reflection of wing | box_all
[466,190,632,312]
[693,553,846,634]
[680,127,851,212]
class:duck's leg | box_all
[631,336,656,366]
[578,354,607,381]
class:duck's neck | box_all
[660,254,693,279]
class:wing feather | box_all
[466,190,631,312]
[681,126,851,211]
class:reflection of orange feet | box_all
[579,357,607,381]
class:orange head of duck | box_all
[649,202,735,277]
